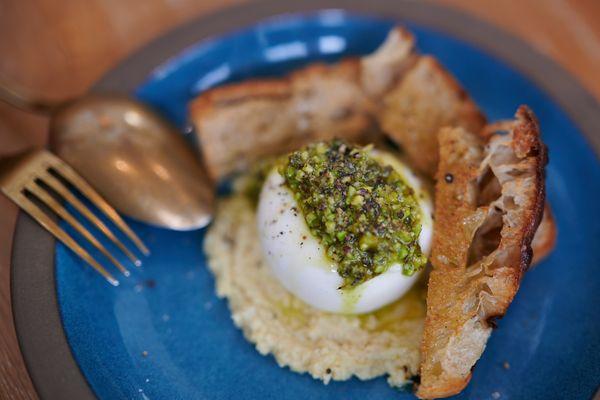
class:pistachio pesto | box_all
[281,140,427,288]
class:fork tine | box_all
[49,159,150,255]
[40,171,142,266]
[26,182,130,277]
[14,192,119,286]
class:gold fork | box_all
[0,148,149,286]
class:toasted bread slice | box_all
[190,27,419,180]
[480,122,556,266]
[190,80,295,179]
[378,56,486,178]
[190,60,374,180]
[360,26,418,97]
[417,106,547,399]
[289,60,373,142]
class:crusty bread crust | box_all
[481,121,556,267]
[378,56,486,178]
[190,80,296,179]
[191,79,291,109]
[360,26,418,97]
[531,204,557,265]
[417,106,547,399]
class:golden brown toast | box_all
[190,80,295,180]
[417,106,547,399]
[289,60,373,142]
[190,25,485,181]
[190,60,374,180]
[377,56,487,178]
[360,26,418,97]
[365,33,555,264]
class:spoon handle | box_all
[0,82,56,114]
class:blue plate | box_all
[31,8,600,400]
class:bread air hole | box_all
[467,167,504,266]
[475,167,501,206]
[467,213,502,266]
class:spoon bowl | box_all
[50,95,214,230]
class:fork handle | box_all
[0,82,57,114]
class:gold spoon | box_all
[1,86,214,230]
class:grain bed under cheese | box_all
[204,193,426,388]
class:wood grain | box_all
[0,1,598,399]
[438,0,600,99]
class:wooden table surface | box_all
[0,1,598,398]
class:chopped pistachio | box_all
[281,140,426,287]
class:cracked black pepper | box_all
[281,140,426,288]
